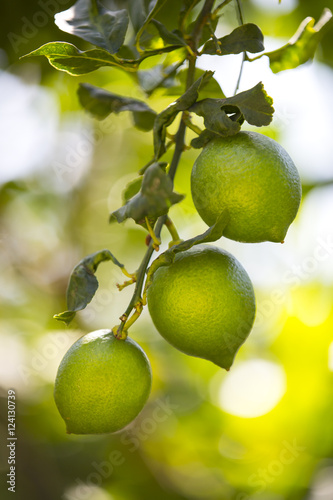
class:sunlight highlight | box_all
[218,359,286,418]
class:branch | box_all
[234,0,246,95]
[191,0,215,51]
[114,4,215,336]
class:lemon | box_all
[54,330,152,434]
[147,245,256,370]
[191,131,302,243]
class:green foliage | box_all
[164,67,225,98]
[54,0,129,53]
[78,83,156,130]
[110,162,184,226]
[202,23,264,55]
[22,42,138,75]
[135,0,168,50]
[146,209,230,284]
[137,61,184,95]
[4,0,333,496]
[25,0,331,340]
[122,177,143,203]
[251,8,333,72]
[190,82,274,147]
[19,0,333,442]
[153,70,214,158]
[54,249,125,325]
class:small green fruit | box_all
[191,131,302,243]
[54,330,152,434]
[147,245,256,370]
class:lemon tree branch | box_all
[113,0,215,337]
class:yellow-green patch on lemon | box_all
[54,330,152,434]
[191,131,301,243]
[147,245,256,370]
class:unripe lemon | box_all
[147,245,256,370]
[54,330,152,434]
[191,131,301,243]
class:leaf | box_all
[145,209,230,286]
[191,129,220,149]
[151,19,187,47]
[136,0,168,50]
[165,68,226,98]
[253,8,333,73]
[186,14,219,48]
[53,311,77,325]
[190,82,274,143]
[202,23,264,55]
[22,42,138,75]
[154,70,214,158]
[22,39,185,76]
[220,82,274,126]
[179,0,203,29]
[110,162,184,226]
[54,249,125,325]
[77,83,156,130]
[122,177,143,203]
[137,63,181,95]
[168,208,230,254]
[54,0,129,54]
[127,0,148,34]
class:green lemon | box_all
[147,245,256,370]
[191,131,302,243]
[54,330,152,434]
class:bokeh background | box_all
[1,0,333,499]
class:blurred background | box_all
[1,0,333,499]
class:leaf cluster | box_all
[110,162,184,228]
[34,0,332,326]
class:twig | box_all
[233,0,245,95]
[114,0,215,337]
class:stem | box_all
[234,52,245,95]
[234,0,245,95]
[145,217,161,250]
[183,112,203,135]
[191,0,215,52]
[114,0,215,336]
[235,0,244,25]
[165,216,182,243]
[213,0,234,18]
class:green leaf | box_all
[137,63,181,95]
[54,0,129,53]
[127,0,148,34]
[53,311,77,325]
[168,208,230,254]
[151,19,187,47]
[77,83,156,130]
[22,42,138,75]
[145,209,230,286]
[179,0,204,30]
[190,82,274,144]
[136,0,168,49]
[110,162,184,227]
[165,68,226,98]
[122,177,143,203]
[22,40,185,76]
[254,8,333,73]
[202,23,264,55]
[154,70,214,158]
[186,15,219,48]
[221,82,274,126]
[191,130,219,149]
[54,249,125,325]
